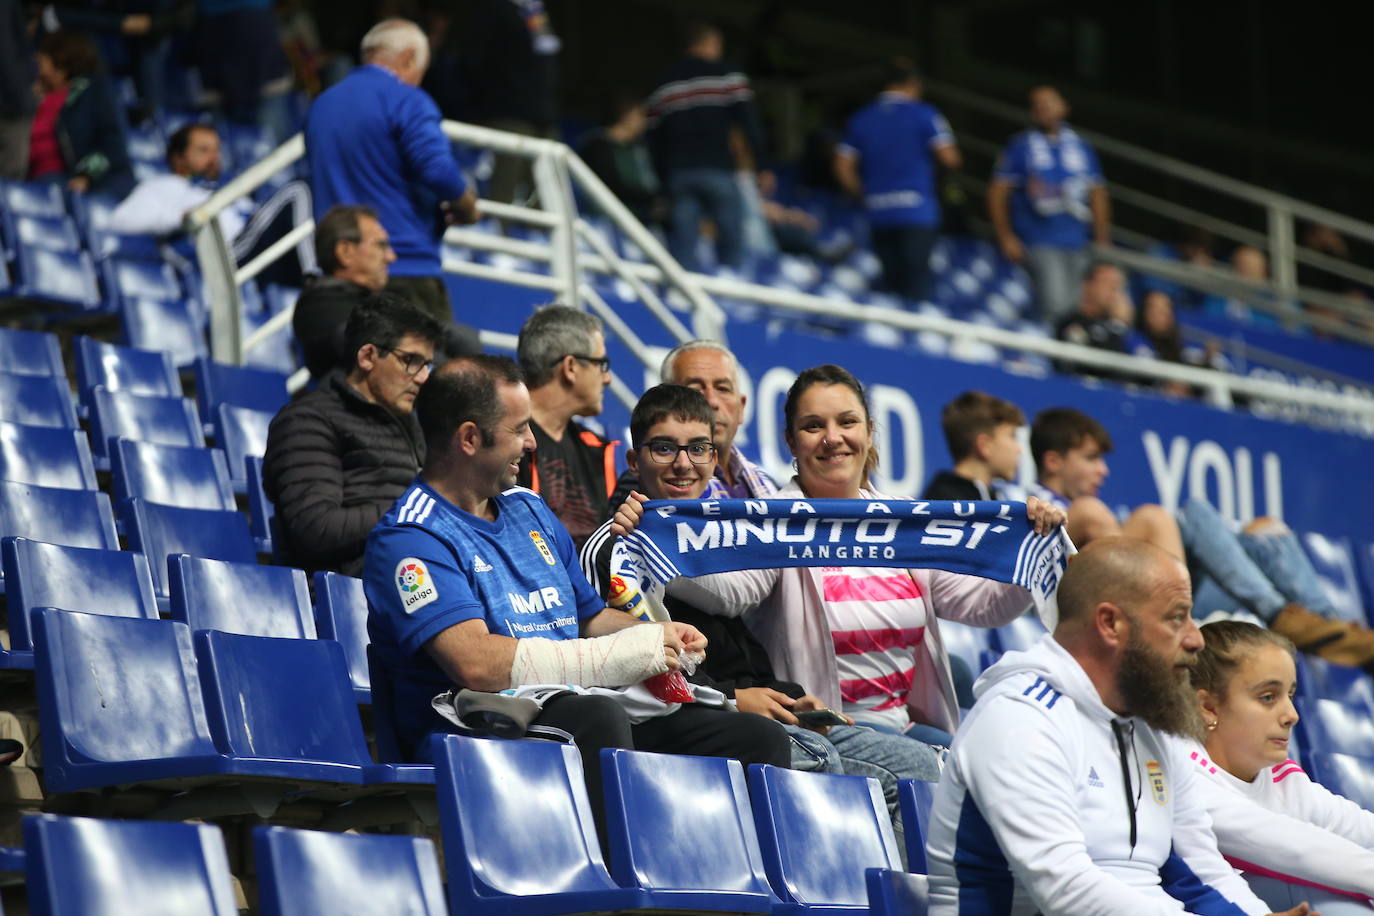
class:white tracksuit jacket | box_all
[926,635,1270,915]
[1183,743,1374,901]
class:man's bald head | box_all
[1055,537,1180,635]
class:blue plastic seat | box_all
[990,611,1048,655]
[194,357,289,416]
[7,213,81,252]
[23,814,238,915]
[1295,655,1374,716]
[170,555,314,639]
[111,439,235,511]
[254,825,447,916]
[1,180,65,217]
[0,482,119,562]
[0,371,79,429]
[101,257,183,306]
[747,764,902,914]
[866,869,929,916]
[1294,696,1374,758]
[0,422,97,490]
[87,386,204,464]
[245,455,277,555]
[122,297,208,365]
[601,748,774,913]
[13,245,103,309]
[897,778,935,874]
[123,498,256,600]
[367,643,405,763]
[937,621,992,678]
[1300,532,1370,626]
[218,404,274,492]
[313,571,371,703]
[75,336,181,400]
[434,733,639,916]
[1303,751,1374,810]
[0,327,65,377]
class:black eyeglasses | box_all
[380,347,434,377]
[566,353,611,373]
[643,440,715,465]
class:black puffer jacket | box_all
[262,371,424,577]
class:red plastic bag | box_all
[643,670,695,704]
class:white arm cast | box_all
[510,624,668,688]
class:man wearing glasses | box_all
[264,291,442,577]
[515,305,617,549]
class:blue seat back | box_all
[170,555,314,639]
[0,482,119,553]
[990,612,1048,654]
[936,621,991,677]
[12,213,81,252]
[866,868,929,916]
[1295,655,1374,716]
[0,371,79,428]
[0,327,64,377]
[103,258,183,305]
[124,499,256,598]
[122,297,208,366]
[366,644,404,763]
[254,825,446,916]
[111,439,235,511]
[1295,696,1374,758]
[1,180,65,217]
[2,538,158,652]
[23,814,238,916]
[75,337,181,399]
[88,387,204,460]
[601,748,773,902]
[18,246,102,308]
[194,358,289,415]
[245,455,277,550]
[0,422,97,490]
[1304,751,1374,810]
[32,610,220,791]
[747,765,900,907]
[1300,532,1370,626]
[217,404,274,485]
[897,778,935,874]
[192,630,369,766]
[433,734,624,913]
[313,571,370,700]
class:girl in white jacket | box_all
[1189,619,1374,912]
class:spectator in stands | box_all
[580,384,940,847]
[608,339,777,510]
[988,85,1111,323]
[362,356,790,817]
[1055,261,1130,353]
[1141,225,1215,310]
[577,92,661,226]
[27,30,134,197]
[833,60,961,304]
[1188,620,1374,912]
[1203,245,1286,330]
[1131,290,1210,398]
[0,0,34,180]
[514,306,616,549]
[1029,406,1374,671]
[109,122,315,287]
[263,292,441,577]
[922,390,1025,501]
[647,20,770,272]
[925,538,1280,914]
[306,18,479,324]
[194,0,291,137]
[673,364,1063,749]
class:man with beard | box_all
[926,538,1308,916]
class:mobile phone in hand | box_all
[794,708,848,728]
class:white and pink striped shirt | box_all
[821,566,927,730]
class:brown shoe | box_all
[1271,603,1374,668]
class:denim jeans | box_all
[1246,874,1373,916]
[1026,244,1091,323]
[667,168,745,272]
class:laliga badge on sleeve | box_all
[396,557,439,614]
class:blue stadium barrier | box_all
[312,571,371,704]
[23,814,238,915]
[74,336,181,400]
[111,439,235,511]
[1303,751,1374,810]
[170,555,315,639]
[123,499,256,602]
[0,422,98,491]
[897,778,935,874]
[217,404,273,494]
[0,327,65,378]
[866,869,929,916]
[0,372,80,429]
[193,356,289,417]
[254,825,447,916]
[87,387,205,466]
[600,748,775,913]
[747,764,901,914]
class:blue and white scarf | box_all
[616,498,1073,615]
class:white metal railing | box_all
[183,120,1374,432]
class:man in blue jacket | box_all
[306,18,478,323]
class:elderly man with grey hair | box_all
[305,18,479,324]
[514,305,617,548]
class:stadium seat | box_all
[12,245,103,309]
[938,621,993,676]
[313,571,371,703]
[0,371,80,428]
[1300,532,1370,626]
[0,482,119,562]
[0,180,64,218]
[74,336,181,399]
[2,538,159,669]
[433,733,639,916]
[87,386,205,464]
[110,439,235,513]
[866,869,929,916]
[367,643,405,763]
[1294,697,1374,758]
[170,555,314,639]
[897,778,935,874]
[217,404,274,492]
[101,257,183,306]
[1303,751,1374,810]
[600,748,774,913]
[1295,655,1374,716]
[747,765,901,914]
[194,357,289,416]
[23,814,238,915]
[123,499,256,601]
[122,296,208,365]
[990,611,1048,655]
[245,455,277,554]
[5,213,81,252]
[253,825,447,916]
[0,422,97,490]
[0,327,65,377]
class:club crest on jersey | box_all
[1146,760,1168,805]
[529,530,556,565]
[395,557,438,613]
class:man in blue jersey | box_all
[988,86,1112,323]
[363,355,790,809]
[834,61,961,304]
[306,18,479,324]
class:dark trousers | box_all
[871,224,939,304]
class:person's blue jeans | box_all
[1246,873,1373,916]
[870,224,939,304]
[667,168,745,272]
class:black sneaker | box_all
[0,739,22,766]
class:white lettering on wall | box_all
[1141,431,1283,524]
[870,384,921,495]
